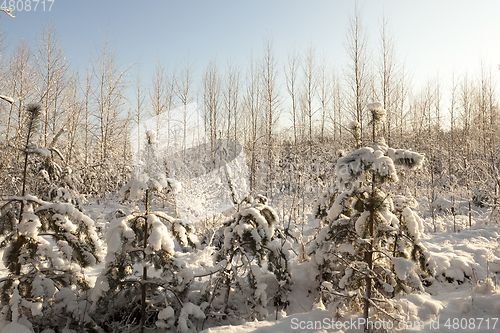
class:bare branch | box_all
[0,8,16,18]
[0,95,15,104]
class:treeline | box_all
[0,13,499,218]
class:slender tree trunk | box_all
[15,123,33,275]
[141,189,150,332]
[363,172,375,332]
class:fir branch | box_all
[366,297,400,323]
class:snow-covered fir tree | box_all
[91,130,201,333]
[309,102,427,331]
[34,128,87,211]
[205,195,292,321]
[313,150,346,225]
[0,103,102,331]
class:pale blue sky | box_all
[1,1,500,96]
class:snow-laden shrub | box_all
[0,104,102,332]
[205,195,292,321]
[313,185,340,224]
[40,166,86,210]
[308,102,427,327]
[392,193,430,289]
[79,160,134,197]
[90,210,200,331]
[32,127,85,208]
[91,130,202,333]
[0,198,102,331]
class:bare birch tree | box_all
[261,37,280,148]
[35,21,69,148]
[318,57,331,142]
[134,70,145,154]
[203,58,222,160]
[261,37,280,198]
[301,44,318,143]
[175,56,194,156]
[344,3,370,143]
[378,15,397,144]
[285,47,300,144]
[224,61,240,145]
[0,40,37,193]
[64,75,84,166]
[89,37,128,162]
[243,52,261,194]
[150,59,176,152]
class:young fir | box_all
[0,103,102,331]
[309,102,427,331]
[313,150,346,225]
[33,125,87,212]
[91,130,201,333]
[207,195,292,321]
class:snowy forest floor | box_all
[199,223,500,333]
[1,195,499,333]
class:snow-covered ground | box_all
[196,221,500,333]
[197,208,500,333]
[91,200,500,332]
[1,197,499,332]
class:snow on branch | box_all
[386,148,425,170]
[0,94,15,104]
[367,102,386,122]
[335,147,398,188]
[0,8,16,17]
